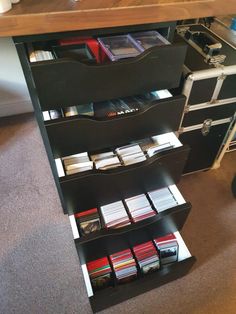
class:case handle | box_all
[178,27,226,65]
[185,30,222,57]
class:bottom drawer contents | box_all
[87,232,178,290]
[80,231,195,312]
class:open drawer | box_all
[30,43,187,110]
[69,185,191,264]
[56,132,190,213]
[45,94,186,158]
[76,231,196,312]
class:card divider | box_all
[116,151,125,167]
[121,199,133,223]
[57,107,65,118]
[145,192,159,214]
[61,156,67,175]
[151,238,163,268]
[167,186,179,205]
[107,255,119,287]
[97,206,106,229]
[74,216,83,238]
[130,246,142,279]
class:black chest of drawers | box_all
[14,21,196,312]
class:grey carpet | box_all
[0,113,235,314]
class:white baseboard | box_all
[0,99,33,117]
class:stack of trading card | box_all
[110,249,137,283]
[63,106,79,117]
[94,99,138,118]
[137,137,156,152]
[124,194,156,223]
[133,241,160,274]
[77,103,94,116]
[116,144,146,166]
[62,152,93,175]
[118,97,143,114]
[48,109,63,120]
[93,100,121,118]
[75,208,101,236]
[146,142,173,157]
[87,257,112,290]
[91,151,121,170]
[29,49,54,62]
[154,233,179,265]
[148,187,178,212]
[133,91,161,106]
[100,201,131,229]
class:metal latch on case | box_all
[201,119,213,136]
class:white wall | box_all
[0,37,33,117]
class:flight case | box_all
[175,24,236,174]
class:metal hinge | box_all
[176,26,190,36]
[205,54,226,65]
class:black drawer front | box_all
[76,203,191,264]
[180,122,230,174]
[182,103,236,127]
[90,256,196,313]
[60,146,190,213]
[187,78,217,106]
[219,74,236,100]
[31,44,187,110]
[46,95,186,158]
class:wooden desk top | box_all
[0,0,236,37]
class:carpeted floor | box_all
[0,113,235,314]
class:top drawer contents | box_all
[97,31,170,61]
[27,30,187,110]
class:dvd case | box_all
[130,31,170,51]
[97,35,141,61]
